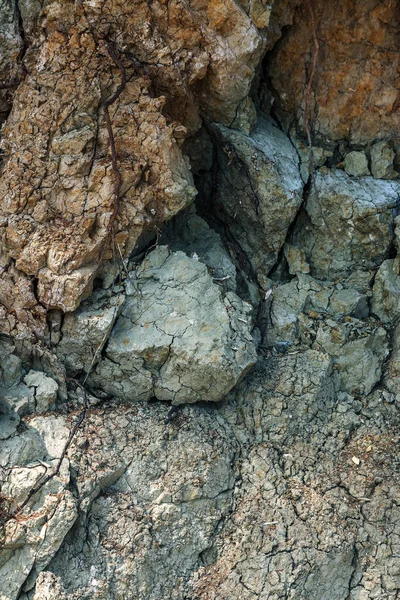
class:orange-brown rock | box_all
[266,0,400,145]
[0,0,280,338]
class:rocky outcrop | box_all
[291,170,400,280]
[2,0,400,598]
[0,0,286,337]
[212,116,304,289]
[57,246,256,404]
[265,0,400,145]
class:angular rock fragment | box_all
[212,116,304,288]
[315,322,388,396]
[371,258,400,323]
[1,383,34,417]
[344,151,370,177]
[24,370,58,413]
[291,170,400,279]
[88,247,256,404]
[370,141,398,180]
[265,274,369,346]
[0,336,22,388]
[0,415,77,600]
[56,290,125,376]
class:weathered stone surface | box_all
[344,151,370,177]
[191,353,400,600]
[293,139,334,182]
[89,247,256,404]
[0,264,47,340]
[231,97,257,135]
[161,205,237,291]
[31,573,67,600]
[261,271,385,395]
[2,1,400,598]
[0,412,20,440]
[56,290,125,376]
[315,322,388,396]
[371,258,400,323]
[0,0,23,124]
[384,321,400,402]
[265,0,400,145]
[0,0,284,335]
[41,401,239,600]
[291,170,400,280]
[212,116,303,288]
[23,371,58,413]
[1,345,399,600]
[283,243,310,274]
[266,274,369,347]
[370,141,398,180]
[0,336,22,389]
[1,383,34,417]
[0,415,77,600]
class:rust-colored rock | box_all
[266,0,400,145]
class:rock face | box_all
[2,0,400,599]
[61,246,256,405]
[212,116,304,288]
[265,0,400,145]
[192,353,400,600]
[371,258,400,322]
[0,0,280,336]
[3,347,400,600]
[0,0,23,124]
[0,415,77,600]
[291,170,400,280]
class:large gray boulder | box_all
[212,116,304,289]
[87,247,256,404]
[291,170,400,280]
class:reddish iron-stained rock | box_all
[266,0,400,145]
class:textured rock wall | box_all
[0,0,284,338]
[2,1,400,599]
[265,0,400,145]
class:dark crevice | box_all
[15,0,27,64]
[260,23,293,121]
[31,276,48,314]
[193,128,259,296]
